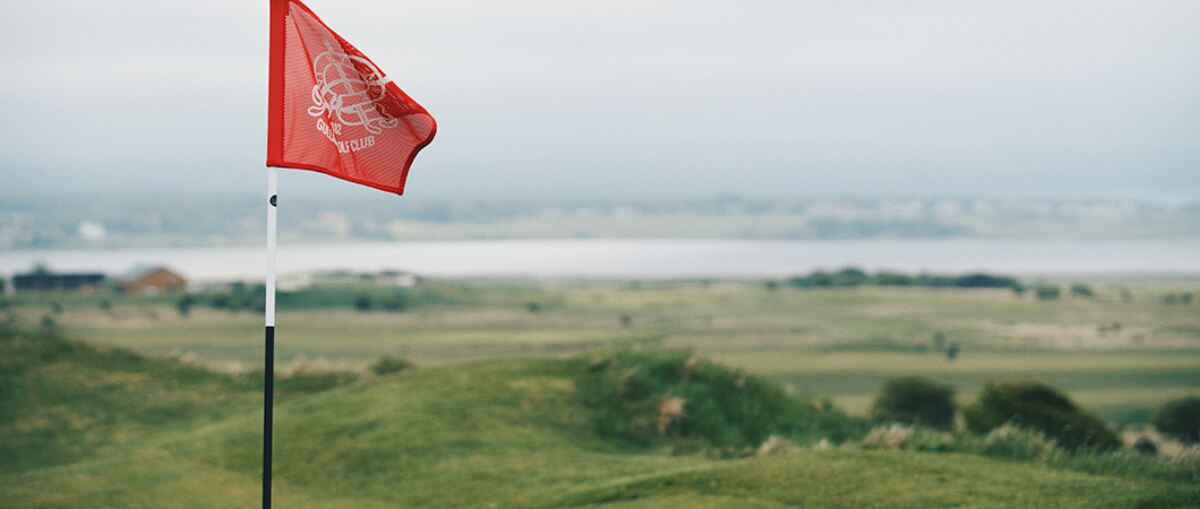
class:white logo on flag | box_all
[307,40,397,153]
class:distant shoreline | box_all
[5,237,1200,282]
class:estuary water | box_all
[4,237,1200,281]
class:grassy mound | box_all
[2,326,1197,508]
[573,350,865,451]
[0,323,352,473]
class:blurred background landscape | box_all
[2,0,1199,507]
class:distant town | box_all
[2,195,1198,250]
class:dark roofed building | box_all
[13,267,106,292]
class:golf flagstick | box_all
[263,0,435,499]
[263,167,277,509]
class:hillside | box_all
[1,327,1197,508]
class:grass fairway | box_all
[2,330,1197,508]
[11,281,1200,423]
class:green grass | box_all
[2,327,1198,508]
[10,281,1199,425]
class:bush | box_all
[1133,436,1158,455]
[370,356,414,376]
[1152,396,1200,443]
[380,294,410,312]
[979,424,1057,461]
[353,295,373,312]
[870,376,956,430]
[176,294,198,317]
[1070,283,1095,298]
[955,273,1019,289]
[963,380,1120,451]
[875,272,914,286]
[1035,285,1061,300]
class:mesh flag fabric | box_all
[266,0,436,194]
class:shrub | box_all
[176,294,197,317]
[1152,396,1200,443]
[1035,285,1061,300]
[979,424,1057,461]
[380,294,410,312]
[370,356,414,376]
[963,380,1120,451]
[210,294,230,310]
[875,272,914,286]
[1133,436,1158,455]
[832,267,870,286]
[353,295,373,312]
[1070,283,1095,298]
[870,376,956,430]
[954,273,1019,289]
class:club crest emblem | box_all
[307,40,398,140]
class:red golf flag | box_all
[266,0,436,195]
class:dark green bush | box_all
[963,380,1120,451]
[786,269,1018,289]
[870,376,956,430]
[176,294,197,317]
[380,294,410,312]
[1133,436,1158,455]
[1035,285,1061,300]
[1152,396,1200,443]
[875,272,915,286]
[1070,283,1095,298]
[370,356,414,376]
[573,350,866,449]
[954,273,1019,289]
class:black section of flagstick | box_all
[263,325,275,509]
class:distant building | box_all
[115,266,187,295]
[13,267,106,292]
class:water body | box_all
[3,238,1199,281]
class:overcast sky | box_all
[1,0,1197,204]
